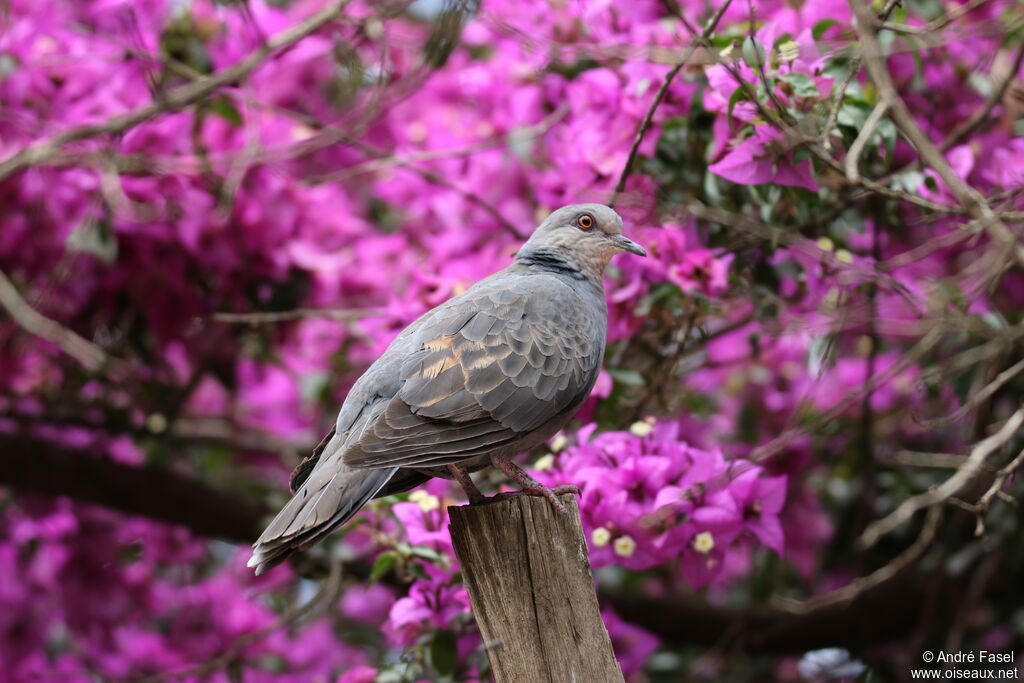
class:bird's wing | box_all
[290,426,335,493]
[342,277,602,469]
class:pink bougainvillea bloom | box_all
[667,249,734,297]
[709,130,819,192]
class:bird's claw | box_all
[490,483,581,514]
[486,456,582,513]
[536,484,582,514]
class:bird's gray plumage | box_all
[249,203,645,574]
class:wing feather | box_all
[342,277,603,469]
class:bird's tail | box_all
[248,433,396,575]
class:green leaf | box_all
[773,32,795,48]
[727,86,753,123]
[0,53,18,80]
[609,368,646,387]
[812,19,841,40]
[837,102,868,128]
[209,96,243,126]
[66,218,118,264]
[891,170,926,192]
[741,36,767,69]
[710,34,735,49]
[406,545,446,564]
[792,145,814,164]
[778,72,819,98]
[407,561,430,581]
[430,629,458,677]
[369,551,398,584]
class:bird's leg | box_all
[448,463,487,505]
[490,456,581,514]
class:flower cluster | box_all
[536,422,786,588]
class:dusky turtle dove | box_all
[249,203,645,574]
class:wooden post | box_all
[448,493,624,683]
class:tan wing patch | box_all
[422,353,459,379]
[424,336,455,351]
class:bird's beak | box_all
[610,234,647,257]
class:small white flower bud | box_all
[409,490,440,512]
[533,454,554,471]
[692,531,715,555]
[591,527,612,547]
[613,535,637,558]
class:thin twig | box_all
[849,0,1024,269]
[751,326,947,464]
[211,307,385,324]
[685,200,924,308]
[0,0,355,182]
[884,451,971,469]
[313,103,569,183]
[880,0,995,35]
[776,507,942,614]
[924,356,1024,427]
[609,0,734,206]
[0,268,115,373]
[969,446,1024,536]
[845,101,888,182]
[820,58,862,152]
[880,221,981,271]
[859,407,1024,548]
[940,42,1024,152]
[140,559,346,682]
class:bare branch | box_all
[0,0,355,183]
[880,0,996,35]
[970,446,1024,535]
[859,407,1024,548]
[312,103,569,183]
[211,307,385,324]
[603,562,970,653]
[140,560,346,682]
[0,268,116,373]
[0,434,270,544]
[820,58,862,152]
[849,0,1024,269]
[925,355,1024,427]
[845,101,888,182]
[609,0,734,206]
[776,507,942,614]
[940,43,1024,152]
[752,326,947,464]
[884,451,972,469]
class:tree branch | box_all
[601,564,964,653]
[0,436,1000,657]
[609,0,733,206]
[859,407,1024,548]
[0,268,118,374]
[0,0,354,183]
[0,434,269,544]
[849,0,1024,269]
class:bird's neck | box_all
[515,247,606,286]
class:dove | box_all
[249,204,645,574]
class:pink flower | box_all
[386,576,470,646]
[337,665,379,683]
[709,129,818,192]
[667,249,733,297]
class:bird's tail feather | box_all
[248,434,397,575]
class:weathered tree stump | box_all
[448,493,624,683]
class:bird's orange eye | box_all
[577,214,595,230]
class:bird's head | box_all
[519,204,646,276]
